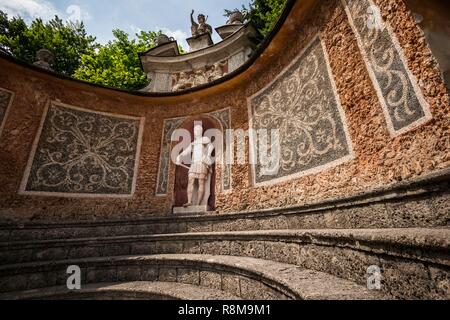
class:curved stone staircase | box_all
[0,175,449,300]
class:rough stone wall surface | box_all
[0,0,448,221]
[0,88,14,136]
[216,0,449,214]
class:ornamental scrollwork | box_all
[249,38,352,185]
[24,103,142,195]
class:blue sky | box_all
[0,0,250,50]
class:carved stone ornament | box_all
[226,10,246,25]
[155,34,175,46]
[172,62,228,92]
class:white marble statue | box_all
[176,123,215,207]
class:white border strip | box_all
[341,0,432,137]
[0,87,16,138]
[247,34,355,188]
[210,107,233,194]
[19,100,145,199]
[155,116,186,197]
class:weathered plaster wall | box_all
[0,0,448,222]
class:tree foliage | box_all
[73,29,160,90]
[0,10,163,90]
[225,0,288,35]
[0,11,96,76]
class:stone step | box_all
[0,254,383,300]
[0,281,242,300]
[0,228,448,299]
[1,228,448,266]
[1,177,448,242]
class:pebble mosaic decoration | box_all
[20,102,144,197]
[209,108,232,192]
[248,37,353,186]
[156,117,187,195]
[342,0,431,136]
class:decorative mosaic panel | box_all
[21,102,144,197]
[155,117,186,195]
[0,88,14,136]
[248,37,353,186]
[342,0,431,136]
[210,108,232,191]
[155,108,232,195]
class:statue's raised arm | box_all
[190,9,199,36]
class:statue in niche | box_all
[176,122,214,207]
[190,10,212,37]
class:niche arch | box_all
[170,114,224,210]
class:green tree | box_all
[0,10,96,75]
[73,29,160,90]
[225,0,288,36]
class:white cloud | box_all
[160,27,189,52]
[0,0,91,23]
[0,0,59,21]
[66,4,91,22]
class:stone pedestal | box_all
[187,33,213,52]
[215,24,244,40]
[173,205,210,214]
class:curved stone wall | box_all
[0,0,448,222]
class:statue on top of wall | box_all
[33,49,54,71]
[190,10,213,37]
[176,122,215,207]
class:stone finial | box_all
[190,10,213,37]
[226,10,246,25]
[33,49,54,71]
[155,34,175,46]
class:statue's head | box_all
[194,122,203,137]
[36,49,54,63]
[198,14,206,23]
[179,72,187,79]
